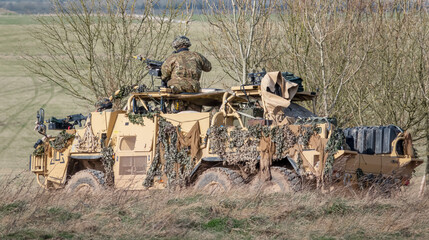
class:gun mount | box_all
[35,108,47,136]
[134,56,167,89]
[46,113,87,130]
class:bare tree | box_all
[203,0,279,84]
[25,0,190,106]
[277,0,374,117]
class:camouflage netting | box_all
[143,115,347,187]
[208,119,349,184]
[225,126,259,174]
[113,86,135,100]
[76,119,99,152]
[144,138,162,187]
[208,124,300,176]
[270,125,297,159]
[49,130,74,151]
[33,145,45,157]
[101,146,115,186]
[298,124,319,147]
[127,112,154,126]
[143,117,194,188]
[295,117,337,126]
[323,129,347,178]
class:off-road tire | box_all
[194,167,243,194]
[65,169,105,194]
[251,166,301,194]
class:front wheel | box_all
[65,169,105,194]
[194,167,243,194]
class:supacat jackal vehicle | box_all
[30,71,423,193]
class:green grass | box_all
[0,201,26,215]
[0,15,40,25]
[0,187,428,240]
[203,217,248,232]
[0,15,90,171]
[45,207,82,223]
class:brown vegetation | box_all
[1,172,429,239]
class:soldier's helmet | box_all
[172,36,191,49]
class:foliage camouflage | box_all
[269,125,297,159]
[227,128,260,174]
[113,86,135,100]
[32,145,45,157]
[127,112,155,126]
[324,129,347,178]
[49,130,74,151]
[143,117,192,188]
[208,124,318,176]
[298,124,319,148]
[101,146,115,186]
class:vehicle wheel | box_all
[194,167,243,194]
[65,169,105,194]
[251,166,301,194]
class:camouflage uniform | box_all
[161,49,212,93]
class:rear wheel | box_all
[251,166,301,194]
[194,167,243,194]
[65,169,105,194]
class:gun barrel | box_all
[133,56,163,77]
[47,114,87,130]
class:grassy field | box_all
[1,14,429,240]
[0,15,89,173]
[1,173,429,240]
[0,15,222,172]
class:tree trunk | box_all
[425,100,429,185]
[421,98,429,197]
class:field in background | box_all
[1,14,429,240]
[0,15,89,173]
[0,15,223,173]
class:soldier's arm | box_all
[161,56,174,81]
[198,53,212,72]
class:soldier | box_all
[161,36,212,93]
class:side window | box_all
[119,156,133,175]
[134,156,147,175]
[119,156,148,175]
[395,140,404,156]
[120,136,136,151]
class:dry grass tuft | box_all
[1,172,429,239]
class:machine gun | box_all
[134,55,163,77]
[134,56,167,89]
[47,113,87,130]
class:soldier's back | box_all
[163,50,211,93]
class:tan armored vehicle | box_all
[30,71,422,193]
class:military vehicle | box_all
[29,70,422,194]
